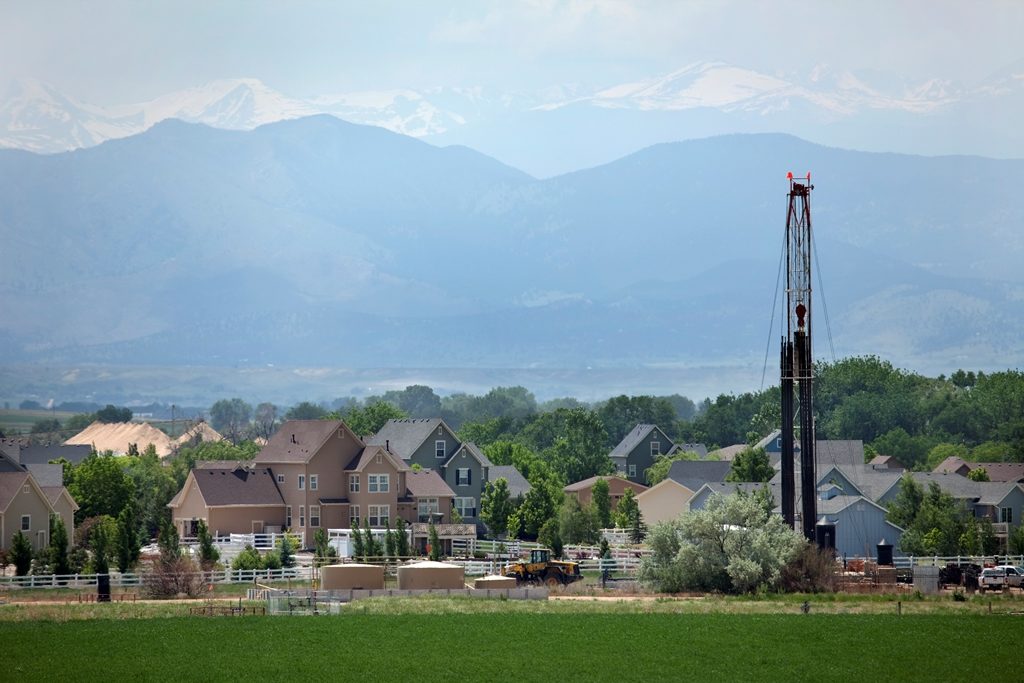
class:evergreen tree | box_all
[384,520,396,557]
[350,523,365,559]
[313,528,336,564]
[362,518,378,559]
[591,478,612,528]
[394,517,410,557]
[157,518,181,560]
[196,519,219,569]
[115,502,141,573]
[277,533,295,568]
[428,521,442,561]
[49,516,71,576]
[614,488,639,529]
[10,530,33,576]
[538,519,563,559]
[92,525,110,574]
[628,504,646,545]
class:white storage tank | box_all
[320,563,385,590]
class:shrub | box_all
[779,543,839,593]
[142,556,204,599]
[232,545,263,571]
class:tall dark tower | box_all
[780,172,817,540]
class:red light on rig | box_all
[787,172,793,179]
[795,303,806,328]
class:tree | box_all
[285,401,327,420]
[96,405,132,423]
[49,516,71,577]
[967,467,990,482]
[92,524,110,574]
[639,493,805,594]
[614,488,639,529]
[428,522,441,561]
[65,413,95,432]
[480,477,514,537]
[196,520,220,570]
[252,402,279,440]
[557,497,600,545]
[10,531,33,576]
[628,504,646,545]
[350,523,365,559]
[232,545,263,571]
[114,501,141,573]
[277,533,296,568]
[394,517,410,557]
[512,475,559,539]
[68,454,135,523]
[726,447,773,483]
[342,402,408,438]
[123,446,177,539]
[384,521,396,558]
[887,474,924,529]
[157,517,181,561]
[1010,524,1024,555]
[538,518,563,559]
[379,385,442,418]
[591,477,612,529]
[597,395,678,446]
[209,398,253,443]
[541,408,613,483]
[30,418,62,435]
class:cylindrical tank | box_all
[473,575,517,589]
[876,539,894,566]
[397,561,465,590]
[97,574,111,602]
[320,563,385,590]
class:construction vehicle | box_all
[501,548,583,588]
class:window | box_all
[1001,507,1014,524]
[455,497,477,518]
[418,497,439,522]
[298,474,305,490]
[277,474,286,484]
[286,506,292,528]
[299,506,305,527]
[456,467,472,486]
[21,514,30,531]
[368,473,389,493]
[350,474,360,493]
[310,474,318,491]
[435,440,446,458]
[350,505,360,527]
[310,505,320,528]
[368,505,390,527]
[628,464,637,478]
[650,441,660,457]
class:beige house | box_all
[41,486,78,545]
[169,465,286,538]
[637,478,697,526]
[564,475,648,511]
[0,471,57,551]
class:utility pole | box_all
[780,172,817,541]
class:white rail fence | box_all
[0,567,306,590]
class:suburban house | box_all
[367,418,530,531]
[637,478,697,526]
[933,456,1024,483]
[0,449,77,550]
[908,473,1024,545]
[610,424,676,484]
[564,475,647,511]
[0,439,92,466]
[168,419,478,551]
[868,455,906,471]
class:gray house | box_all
[369,419,529,532]
[610,424,675,484]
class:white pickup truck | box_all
[979,566,1024,592]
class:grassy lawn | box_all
[2,598,1021,681]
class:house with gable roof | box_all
[0,448,77,550]
[367,418,530,531]
[610,424,675,484]
[169,419,477,550]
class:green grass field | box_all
[3,605,1019,681]
[0,408,77,434]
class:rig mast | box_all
[780,172,817,540]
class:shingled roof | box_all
[0,471,31,512]
[610,424,672,458]
[255,420,357,464]
[406,470,455,498]
[666,460,732,490]
[367,418,455,459]
[489,466,531,498]
[183,466,285,507]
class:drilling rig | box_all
[780,172,817,540]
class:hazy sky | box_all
[1,1,1021,102]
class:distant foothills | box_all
[0,115,1021,392]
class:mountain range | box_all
[0,115,1022,396]
[3,59,1023,176]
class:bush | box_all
[779,543,839,593]
[142,556,204,599]
[232,545,263,571]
